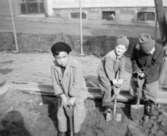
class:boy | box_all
[50,42,88,136]
[132,33,163,115]
[97,36,129,107]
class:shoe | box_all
[104,108,112,121]
[144,100,155,116]
[74,132,81,136]
[57,132,66,136]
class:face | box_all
[54,51,69,67]
[115,44,127,57]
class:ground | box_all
[0,52,167,136]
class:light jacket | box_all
[51,57,88,100]
[97,50,126,82]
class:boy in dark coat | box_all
[132,33,163,115]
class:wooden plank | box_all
[9,81,133,102]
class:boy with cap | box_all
[50,42,89,136]
[132,33,163,115]
[97,35,129,111]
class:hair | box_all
[51,42,71,56]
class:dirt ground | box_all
[0,52,167,136]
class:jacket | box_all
[97,50,126,82]
[132,43,163,83]
[51,57,88,100]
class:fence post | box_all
[8,0,19,52]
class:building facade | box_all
[0,0,167,52]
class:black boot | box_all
[144,100,155,116]
[57,132,66,136]
[74,132,81,136]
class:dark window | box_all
[137,12,155,21]
[20,0,44,14]
[102,11,116,20]
[70,12,86,19]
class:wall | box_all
[0,0,13,32]
[0,0,162,54]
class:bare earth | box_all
[0,52,100,84]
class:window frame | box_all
[102,10,116,21]
[19,0,45,15]
[137,11,155,21]
[70,11,87,19]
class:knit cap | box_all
[116,35,129,49]
[138,33,154,53]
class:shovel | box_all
[65,104,75,136]
[130,75,144,123]
[112,69,122,122]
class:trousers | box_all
[57,100,86,133]
[144,81,159,102]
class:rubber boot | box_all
[144,100,155,116]
[57,132,66,136]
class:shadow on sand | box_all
[0,110,32,136]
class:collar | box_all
[152,44,160,60]
[149,47,155,55]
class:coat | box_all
[51,57,88,101]
[97,50,126,83]
[132,43,164,84]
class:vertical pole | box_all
[8,0,19,52]
[154,13,158,41]
[79,0,84,55]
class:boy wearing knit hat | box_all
[97,35,129,118]
[50,42,89,136]
[132,33,163,115]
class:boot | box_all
[74,132,81,136]
[57,132,66,136]
[144,100,155,116]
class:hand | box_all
[60,94,68,106]
[113,79,123,88]
[138,71,145,79]
[117,79,123,85]
[68,97,76,106]
[112,79,118,86]
[114,87,121,96]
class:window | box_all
[102,11,116,21]
[70,12,87,19]
[20,0,44,14]
[137,12,155,21]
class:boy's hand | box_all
[112,79,118,86]
[117,79,123,85]
[60,94,68,106]
[113,79,123,88]
[68,97,76,106]
[138,71,145,79]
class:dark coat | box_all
[132,43,164,84]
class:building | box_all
[0,0,167,52]
[1,0,167,33]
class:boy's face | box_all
[115,44,127,57]
[54,51,69,67]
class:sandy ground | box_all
[0,52,100,84]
